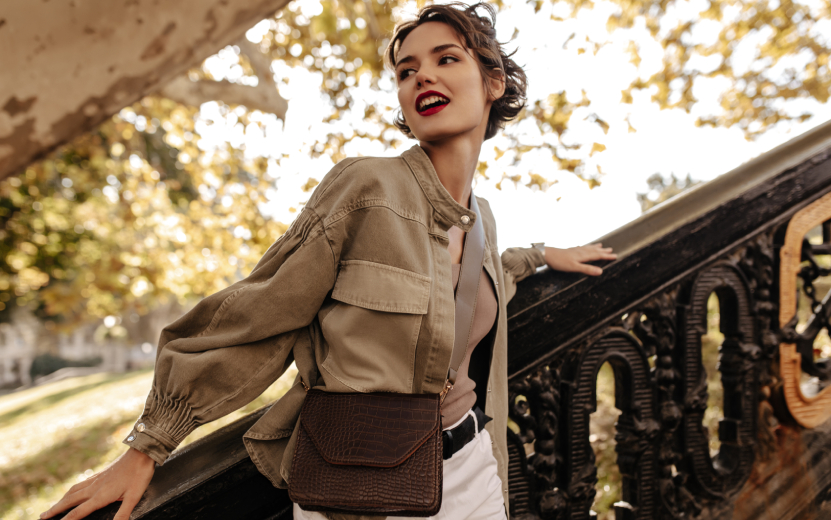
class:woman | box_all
[42,3,615,520]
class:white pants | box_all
[293,410,507,520]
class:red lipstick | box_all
[416,90,450,116]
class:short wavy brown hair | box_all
[384,2,527,141]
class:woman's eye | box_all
[397,56,457,81]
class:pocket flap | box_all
[299,389,440,467]
[332,260,431,314]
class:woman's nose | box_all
[415,66,437,88]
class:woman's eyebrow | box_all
[395,43,464,69]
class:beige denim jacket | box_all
[124,144,545,515]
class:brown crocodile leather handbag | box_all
[288,194,487,517]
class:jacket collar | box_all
[401,145,477,232]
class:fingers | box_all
[114,490,143,520]
[41,487,93,518]
[66,476,98,495]
[578,253,616,264]
[61,497,109,520]
[544,244,615,275]
[582,264,603,276]
[578,244,617,263]
[589,245,615,252]
[42,449,155,520]
[585,251,617,261]
[588,243,615,253]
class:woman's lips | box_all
[419,102,449,116]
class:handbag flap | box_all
[299,389,440,467]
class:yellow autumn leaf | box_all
[590,143,607,155]
[301,178,320,192]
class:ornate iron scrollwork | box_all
[678,262,758,498]
[736,231,780,460]
[560,331,658,520]
[508,365,567,519]
[504,221,802,518]
[628,291,705,519]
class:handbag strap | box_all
[441,192,486,402]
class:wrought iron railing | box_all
[505,118,831,519]
[69,119,831,520]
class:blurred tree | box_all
[250,0,831,181]
[4,0,830,332]
[600,0,831,137]
[0,98,286,330]
[637,173,701,212]
[257,0,609,180]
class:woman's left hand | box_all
[544,243,617,276]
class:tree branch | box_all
[159,38,287,119]
[362,0,382,40]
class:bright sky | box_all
[199,0,831,253]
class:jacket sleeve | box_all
[500,246,546,303]
[125,207,336,464]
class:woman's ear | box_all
[487,69,506,102]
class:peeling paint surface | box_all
[2,96,37,116]
[0,0,291,180]
[140,21,178,61]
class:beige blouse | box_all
[440,264,498,426]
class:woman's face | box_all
[395,22,503,143]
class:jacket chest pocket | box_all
[319,260,431,393]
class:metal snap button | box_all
[127,435,135,442]
[460,215,470,225]
[136,422,146,433]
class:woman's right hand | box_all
[40,447,156,520]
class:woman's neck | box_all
[420,134,483,208]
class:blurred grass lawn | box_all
[0,365,296,520]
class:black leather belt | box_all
[442,407,492,460]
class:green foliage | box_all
[599,0,831,137]
[1,97,287,331]
[703,293,724,458]
[251,0,405,162]
[590,361,622,519]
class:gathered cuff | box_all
[501,246,546,282]
[124,431,174,465]
[121,393,197,465]
[527,247,546,268]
